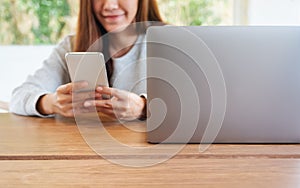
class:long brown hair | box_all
[74,0,163,83]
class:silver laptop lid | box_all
[147,26,300,143]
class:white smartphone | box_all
[65,52,109,92]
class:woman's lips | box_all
[103,14,125,22]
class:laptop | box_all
[146,26,300,143]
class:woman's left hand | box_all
[83,87,146,121]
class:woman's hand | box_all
[37,81,98,117]
[83,87,146,121]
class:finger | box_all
[96,87,127,99]
[61,110,74,118]
[73,105,95,114]
[94,99,127,119]
[96,106,132,121]
[72,91,98,102]
[55,100,86,114]
[56,102,75,113]
[57,82,88,94]
[63,101,95,116]
[83,99,113,109]
[96,107,116,118]
[57,92,100,104]
[56,93,73,104]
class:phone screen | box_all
[65,52,109,92]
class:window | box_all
[1,0,300,45]
[158,0,234,26]
[234,0,300,25]
[0,0,78,45]
[0,0,235,45]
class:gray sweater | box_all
[10,35,146,117]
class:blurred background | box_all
[1,0,300,45]
[0,0,300,109]
[0,0,233,45]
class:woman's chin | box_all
[105,24,132,34]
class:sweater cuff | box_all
[27,92,55,118]
[138,93,147,121]
[139,93,147,99]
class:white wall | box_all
[247,0,300,25]
[0,45,54,105]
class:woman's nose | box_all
[103,0,119,11]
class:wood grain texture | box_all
[1,159,300,188]
[0,113,300,158]
[1,113,300,187]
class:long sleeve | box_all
[9,35,74,117]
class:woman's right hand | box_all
[37,81,96,117]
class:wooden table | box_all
[0,113,300,187]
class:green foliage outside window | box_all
[0,0,232,45]
[24,0,70,44]
[159,0,215,25]
[0,0,71,44]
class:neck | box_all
[108,27,138,58]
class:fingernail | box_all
[84,101,92,107]
[97,87,103,91]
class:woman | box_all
[10,0,164,120]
